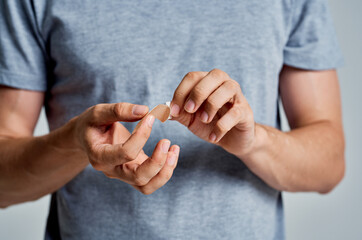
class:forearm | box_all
[0,119,88,207]
[241,121,345,193]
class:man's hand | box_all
[169,67,344,193]
[170,69,255,158]
[72,102,180,195]
[0,86,180,207]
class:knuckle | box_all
[90,105,101,120]
[139,187,153,195]
[211,68,230,79]
[191,86,206,102]
[85,105,94,113]
[84,106,94,119]
[113,103,124,118]
[159,171,172,181]
[185,71,198,80]
[121,148,137,161]
[216,121,228,134]
[184,72,203,83]
[92,104,101,113]
[211,68,221,73]
[134,175,149,186]
[228,79,240,88]
[173,90,186,100]
[151,157,164,169]
[206,96,220,110]
[211,68,223,76]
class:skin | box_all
[170,67,345,193]
[0,87,179,207]
[0,66,345,208]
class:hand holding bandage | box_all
[170,69,256,159]
[74,102,179,195]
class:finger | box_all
[184,69,231,114]
[136,145,180,195]
[109,152,149,183]
[89,102,149,125]
[96,115,155,166]
[201,80,239,124]
[209,103,251,143]
[170,71,208,117]
[131,139,171,186]
[121,114,155,160]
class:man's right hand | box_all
[1,86,179,207]
[71,102,180,195]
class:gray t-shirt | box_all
[0,0,342,239]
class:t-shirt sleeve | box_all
[0,0,48,91]
[283,0,343,70]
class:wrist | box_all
[46,117,87,158]
[236,123,268,161]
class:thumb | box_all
[89,102,149,125]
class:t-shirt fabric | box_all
[0,0,343,239]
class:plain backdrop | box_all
[0,0,361,239]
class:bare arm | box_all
[0,86,179,208]
[170,67,345,193]
[244,66,345,193]
[0,86,88,207]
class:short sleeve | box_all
[0,0,48,91]
[283,0,343,70]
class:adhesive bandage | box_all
[133,102,171,133]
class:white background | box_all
[0,0,361,239]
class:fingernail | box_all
[147,115,155,127]
[167,154,176,166]
[162,140,171,153]
[132,105,148,115]
[172,145,180,154]
[201,111,209,123]
[184,99,195,113]
[209,132,217,142]
[170,104,180,117]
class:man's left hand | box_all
[170,69,255,158]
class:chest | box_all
[43,0,291,73]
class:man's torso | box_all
[35,1,291,239]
